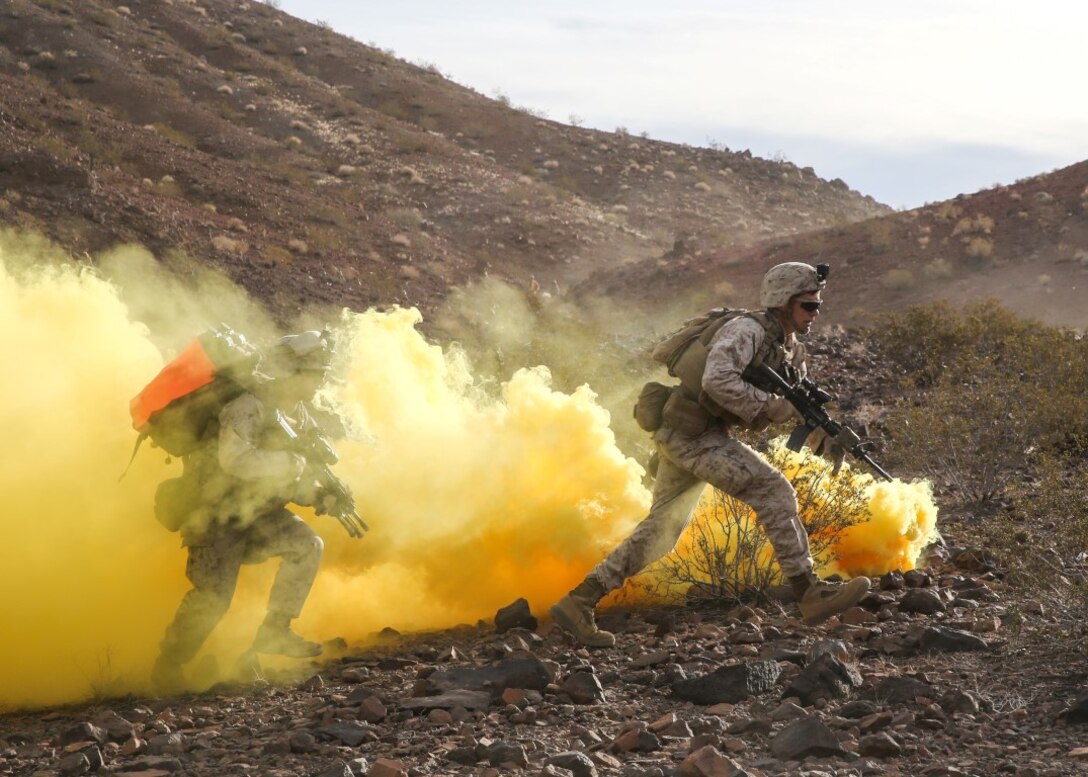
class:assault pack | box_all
[130,325,262,458]
[651,308,771,392]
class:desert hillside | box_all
[0,0,886,318]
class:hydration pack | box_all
[651,308,783,395]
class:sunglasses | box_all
[798,300,822,312]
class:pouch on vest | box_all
[650,308,765,416]
[661,391,713,436]
[633,382,673,432]
[154,477,198,532]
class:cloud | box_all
[281,0,1088,205]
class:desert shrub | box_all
[964,236,993,260]
[152,123,197,149]
[77,131,127,167]
[378,100,409,122]
[385,207,424,230]
[31,134,76,161]
[977,458,1088,622]
[922,257,953,279]
[866,301,1088,503]
[211,235,247,255]
[152,177,183,197]
[880,268,914,290]
[865,219,895,254]
[649,445,872,604]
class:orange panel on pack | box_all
[130,338,217,429]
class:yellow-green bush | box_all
[866,300,1088,503]
[649,445,872,604]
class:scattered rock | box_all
[770,716,850,760]
[495,598,538,632]
[781,654,862,706]
[919,626,989,652]
[672,661,781,705]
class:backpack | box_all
[645,307,787,427]
[129,325,262,458]
[651,308,774,391]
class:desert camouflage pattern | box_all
[589,316,815,592]
[759,262,825,308]
[159,391,322,663]
[159,509,323,663]
[701,316,805,424]
[218,393,306,482]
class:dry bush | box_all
[972,458,1088,622]
[880,268,914,290]
[922,257,953,279]
[865,220,895,254]
[385,207,424,230]
[211,235,247,255]
[153,123,197,150]
[964,236,993,259]
[866,301,1088,504]
[649,445,872,605]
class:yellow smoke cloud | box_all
[0,231,938,710]
[827,477,940,578]
[0,236,649,708]
[295,306,651,642]
[0,241,183,709]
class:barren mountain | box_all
[581,161,1088,330]
[0,0,886,318]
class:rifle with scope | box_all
[746,363,893,482]
[273,410,369,538]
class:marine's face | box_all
[785,291,822,335]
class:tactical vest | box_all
[652,309,802,429]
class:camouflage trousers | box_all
[592,425,814,591]
[159,509,323,664]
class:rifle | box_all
[273,410,369,538]
[746,363,893,482]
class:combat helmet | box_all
[267,329,334,376]
[759,262,829,308]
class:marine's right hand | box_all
[763,397,799,423]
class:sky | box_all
[269,0,1087,209]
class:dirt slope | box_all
[580,161,1088,330]
[0,0,887,318]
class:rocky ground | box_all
[4,547,1088,777]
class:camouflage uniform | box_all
[592,315,814,589]
[553,261,870,647]
[157,392,323,666]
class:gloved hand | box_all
[807,427,847,476]
[316,489,340,517]
[763,397,800,424]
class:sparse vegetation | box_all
[964,235,993,261]
[922,257,954,279]
[866,300,1088,505]
[880,268,914,290]
[152,123,197,150]
[211,235,247,255]
[648,445,872,604]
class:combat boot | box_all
[150,655,187,696]
[797,576,871,626]
[253,615,322,658]
[549,576,615,648]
